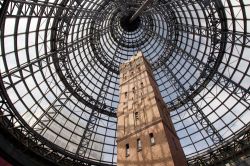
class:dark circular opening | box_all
[120,13,141,32]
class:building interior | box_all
[0,0,250,165]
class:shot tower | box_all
[117,52,187,166]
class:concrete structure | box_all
[117,52,187,166]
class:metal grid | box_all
[0,0,250,165]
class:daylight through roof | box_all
[0,0,250,165]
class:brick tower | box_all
[117,51,187,166]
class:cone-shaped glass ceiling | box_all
[0,0,250,165]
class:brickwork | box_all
[117,52,187,166]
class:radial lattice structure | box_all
[0,0,250,165]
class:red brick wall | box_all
[117,52,187,166]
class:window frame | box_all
[137,138,142,151]
[126,143,130,157]
[149,133,155,145]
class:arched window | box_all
[137,139,142,151]
[135,112,139,121]
[149,133,155,145]
[126,144,130,157]
[132,87,135,93]
[125,92,128,98]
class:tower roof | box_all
[123,51,143,64]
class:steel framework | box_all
[0,0,250,165]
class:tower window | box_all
[137,139,142,151]
[135,112,139,121]
[141,82,143,87]
[149,133,155,145]
[132,87,135,93]
[126,144,130,157]
[125,92,127,98]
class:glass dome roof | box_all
[0,0,250,165]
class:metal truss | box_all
[0,0,250,165]
[51,0,116,117]
[75,41,122,158]
[0,73,110,166]
[161,61,223,144]
[188,124,250,166]
[157,0,228,111]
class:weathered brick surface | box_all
[117,52,187,166]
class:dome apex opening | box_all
[120,13,141,32]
